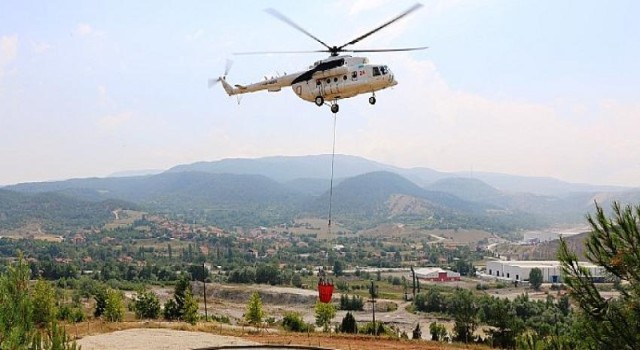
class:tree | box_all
[133,288,161,319]
[558,202,640,349]
[450,288,477,343]
[0,255,78,349]
[104,288,124,322]
[182,292,199,325]
[291,273,302,288]
[94,287,107,318]
[529,267,543,291]
[412,323,422,340]
[314,302,336,332]
[188,264,209,282]
[255,264,281,285]
[245,291,265,327]
[0,254,34,348]
[32,279,58,328]
[340,312,357,333]
[429,322,447,341]
[164,277,198,324]
[333,260,344,277]
[481,297,523,348]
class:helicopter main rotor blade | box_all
[347,46,429,53]
[224,59,233,76]
[234,49,329,56]
[265,8,333,51]
[337,3,423,51]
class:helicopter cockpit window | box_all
[381,66,388,75]
[372,66,381,76]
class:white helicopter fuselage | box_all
[219,55,397,105]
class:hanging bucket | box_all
[318,282,334,303]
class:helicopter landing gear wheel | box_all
[369,96,377,105]
[315,96,324,107]
[330,103,339,114]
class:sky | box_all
[1,0,639,187]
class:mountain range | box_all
[2,154,639,233]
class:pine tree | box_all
[245,291,265,327]
[558,202,640,349]
[340,312,357,333]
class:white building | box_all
[414,267,461,282]
[486,260,605,283]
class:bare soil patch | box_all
[76,328,257,350]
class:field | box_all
[0,222,63,242]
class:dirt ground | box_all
[74,324,488,350]
[76,328,257,350]
[245,332,489,350]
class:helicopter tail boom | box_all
[219,78,239,95]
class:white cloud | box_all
[32,41,52,54]
[334,54,640,186]
[97,85,113,107]
[98,111,133,131]
[0,35,18,78]
[75,23,94,37]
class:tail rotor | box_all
[208,59,233,88]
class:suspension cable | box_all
[328,111,337,228]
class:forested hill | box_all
[0,189,133,232]
[163,154,628,196]
[6,171,503,231]
[305,171,496,229]
[6,162,640,232]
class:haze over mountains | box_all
[2,155,639,233]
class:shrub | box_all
[340,312,358,333]
[282,312,313,332]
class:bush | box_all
[209,314,231,324]
[132,289,161,319]
[413,323,422,340]
[429,321,447,341]
[361,322,392,336]
[282,312,313,332]
[340,312,358,333]
[340,294,364,311]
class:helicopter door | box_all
[315,79,324,97]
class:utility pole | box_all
[410,266,416,299]
[202,263,208,321]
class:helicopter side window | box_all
[372,66,381,76]
[351,71,357,79]
[316,80,321,86]
[381,66,388,75]
[326,78,331,84]
[333,77,338,82]
[343,75,347,80]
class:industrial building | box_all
[486,260,606,283]
[414,267,461,282]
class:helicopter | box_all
[210,3,427,114]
